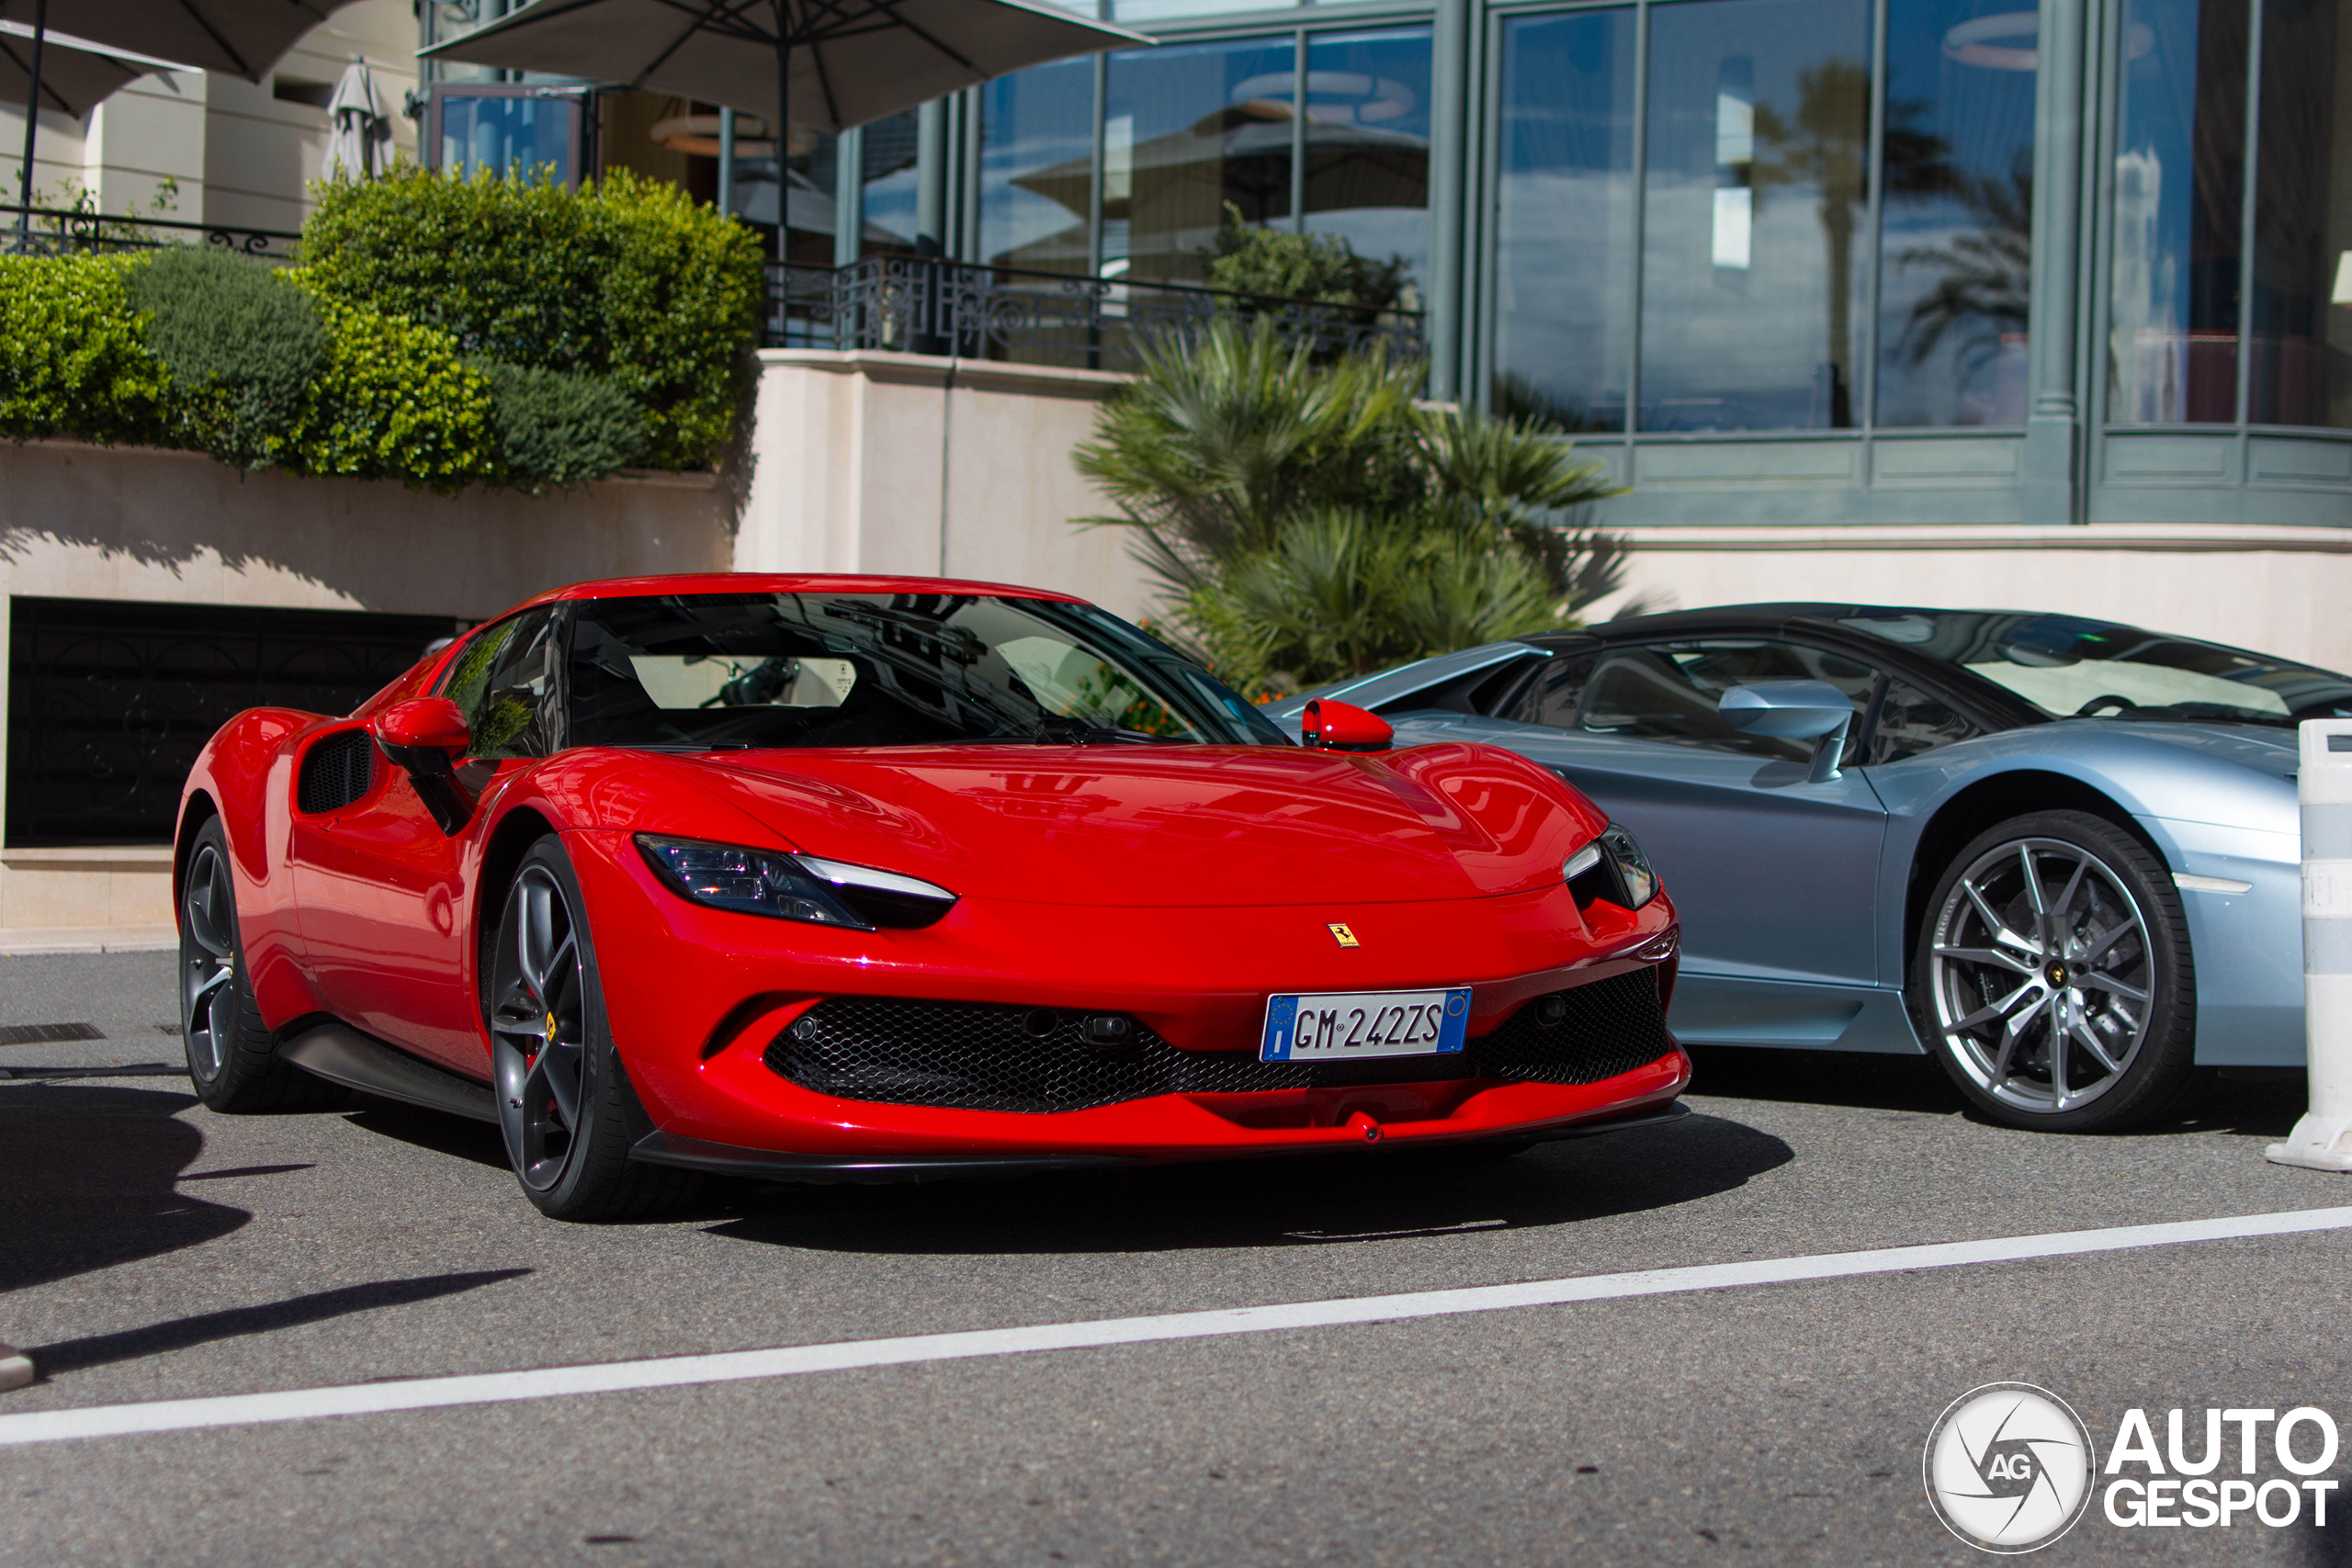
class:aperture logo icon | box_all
[1926,1383,2097,1552]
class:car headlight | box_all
[1564,824,1659,912]
[635,835,958,930]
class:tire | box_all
[178,817,344,1113]
[487,838,697,1221]
[1910,809,2199,1133]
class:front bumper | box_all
[566,827,1690,1162]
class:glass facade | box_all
[426,0,2343,520]
[978,26,1431,288]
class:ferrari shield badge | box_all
[1327,923,1360,948]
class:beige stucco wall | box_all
[1589,523,2352,674]
[734,349,1154,619]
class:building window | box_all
[860,111,922,256]
[980,57,1098,273]
[1493,8,1638,433]
[2108,0,2251,423]
[1639,0,1875,432]
[1104,37,1301,282]
[435,88,585,186]
[1301,28,1433,298]
[2250,0,2352,426]
[1874,0,2039,428]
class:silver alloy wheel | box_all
[180,841,240,1082]
[491,865,590,1191]
[1927,836,2155,1116]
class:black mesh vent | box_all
[764,967,1675,1114]
[297,729,377,815]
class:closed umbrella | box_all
[322,57,390,181]
[421,0,1149,141]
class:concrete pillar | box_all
[2020,0,2088,524]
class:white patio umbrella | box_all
[421,0,1150,141]
[322,57,390,181]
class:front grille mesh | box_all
[763,967,1675,1114]
[297,729,376,815]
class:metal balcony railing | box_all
[0,206,302,264]
[766,255,1425,373]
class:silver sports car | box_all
[1271,604,2345,1132]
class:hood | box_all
[622,743,1602,907]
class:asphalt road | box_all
[5,948,2350,1567]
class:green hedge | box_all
[0,254,170,445]
[0,164,762,491]
[129,246,328,470]
[290,288,498,491]
[299,167,763,469]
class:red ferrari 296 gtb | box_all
[174,575,1689,1218]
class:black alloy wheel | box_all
[1911,809,2199,1133]
[488,838,695,1220]
[178,817,341,1112]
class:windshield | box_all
[561,592,1287,750]
[1838,611,2352,728]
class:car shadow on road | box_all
[1684,1045,2308,1140]
[698,1110,1793,1257]
[0,1083,249,1293]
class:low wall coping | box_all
[755,347,1130,400]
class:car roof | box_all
[506,573,1089,613]
[1577,602,1939,638]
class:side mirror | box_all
[1302,698,1394,753]
[369,697,475,835]
[1718,681,1857,784]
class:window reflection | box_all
[723,119,841,265]
[860,111,922,257]
[1638,0,1875,431]
[1101,39,1296,282]
[1301,29,1432,298]
[2251,0,2352,426]
[981,59,1097,274]
[2108,0,2250,423]
[439,95,579,185]
[1874,0,2037,427]
[1492,9,1637,433]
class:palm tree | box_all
[1072,319,1629,691]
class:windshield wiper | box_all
[1024,718,1193,745]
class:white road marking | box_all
[6,1204,2350,1449]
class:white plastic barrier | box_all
[2267,719,2352,1170]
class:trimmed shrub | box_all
[287,288,499,492]
[479,360,646,491]
[0,254,170,445]
[127,247,328,469]
[300,167,763,468]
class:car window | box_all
[1865,678,1978,766]
[1573,640,1878,764]
[559,592,1283,750]
[436,607,560,759]
[1510,652,1600,728]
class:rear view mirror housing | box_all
[369,697,476,835]
[1718,681,1858,784]
[1301,698,1394,753]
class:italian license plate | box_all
[1260,987,1473,1062]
